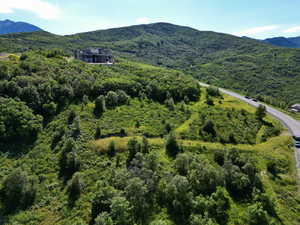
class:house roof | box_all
[291,104,300,108]
[78,48,112,56]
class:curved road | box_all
[199,82,300,180]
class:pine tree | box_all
[256,104,266,121]
[166,133,180,158]
[141,136,150,154]
[94,95,106,116]
[67,173,82,204]
[95,127,102,139]
[108,141,116,158]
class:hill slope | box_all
[0,19,42,34]
[1,23,300,107]
[0,51,299,224]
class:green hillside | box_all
[1,23,300,108]
[0,51,299,225]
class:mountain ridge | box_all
[263,36,300,48]
[0,19,42,35]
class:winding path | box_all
[199,82,300,180]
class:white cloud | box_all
[0,0,60,19]
[233,25,279,36]
[136,17,151,24]
[283,26,300,33]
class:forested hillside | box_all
[0,51,299,225]
[1,23,300,107]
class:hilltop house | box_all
[74,48,114,64]
[288,104,300,113]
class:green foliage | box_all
[141,136,150,154]
[94,212,113,225]
[2,23,300,107]
[164,175,192,222]
[94,95,106,117]
[256,104,267,121]
[174,153,193,176]
[190,214,218,225]
[91,185,118,221]
[0,97,42,150]
[110,196,132,225]
[206,87,221,98]
[108,141,116,158]
[126,138,140,167]
[125,177,149,222]
[59,139,80,180]
[0,169,36,213]
[180,107,268,144]
[223,149,262,199]
[67,173,82,205]
[165,133,181,158]
[95,127,102,139]
[214,150,225,166]
[202,120,216,137]
[188,160,225,195]
[67,110,76,125]
[0,47,296,224]
[206,97,214,106]
[247,203,269,225]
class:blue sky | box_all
[1,0,300,39]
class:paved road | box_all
[199,82,300,180]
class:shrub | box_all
[0,169,36,213]
[206,97,214,106]
[247,203,269,225]
[214,150,225,166]
[106,91,119,108]
[67,109,76,125]
[94,95,106,116]
[110,196,132,225]
[91,186,118,220]
[141,136,150,154]
[67,173,83,204]
[0,97,42,148]
[127,138,140,167]
[206,87,221,97]
[256,104,266,121]
[94,212,113,225]
[202,120,216,137]
[108,141,116,158]
[165,133,180,158]
[95,127,102,139]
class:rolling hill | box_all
[1,22,300,107]
[0,19,42,35]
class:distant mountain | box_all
[263,36,300,48]
[0,19,42,35]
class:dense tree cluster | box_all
[0,97,42,151]
[88,142,276,225]
[0,169,36,213]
